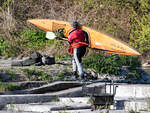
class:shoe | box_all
[79,75,88,82]
[81,75,84,79]
[73,71,79,79]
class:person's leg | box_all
[73,47,86,78]
[72,56,78,76]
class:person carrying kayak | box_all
[68,21,89,80]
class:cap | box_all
[70,21,79,28]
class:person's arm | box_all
[83,30,89,45]
[68,34,73,45]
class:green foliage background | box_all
[0,0,149,58]
[129,0,150,56]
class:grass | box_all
[0,82,20,92]
[52,96,60,102]
[23,68,70,81]
[55,54,72,60]
[23,68,52,81]
[54,71,70,81]
[129,110,140,113]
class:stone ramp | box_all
[29,81,83,94]
[0,82,105,107]
[4,81,84,95]
[6,97,91,112]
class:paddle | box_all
[46,31,88,45]
[46,31,67,40]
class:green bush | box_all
[83,54,120,75]
[129,0,150,55]
[0,38,21,57]
[83,53,141,76]
[20,29,55,50]
[0,39,8,56]
[0,28,56,57]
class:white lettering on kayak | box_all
[95,42,105,49]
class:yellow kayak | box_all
[27,19,141,56]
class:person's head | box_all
[70,21,79,29]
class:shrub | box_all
[0,39,8,56]
[129,0,150,55]
[19,28,56,52]
[83,53,141,76]
[20,29,49,48]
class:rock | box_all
[0,72,11,82]
[11,60,23,66]
[142,62,150,67]
[30,51,42,61]
[145,79,150,84]
[147,60,150,64]
[97,73,107,79]
[21,58,37,66]
[22,57,30,60]
[138,79,145,83]
[11,52,55,66]
[142,60,150,67]
[11,58,37,66]
[141,71,150,81]
[42,55,55,65]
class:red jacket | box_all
[68,29,88,54]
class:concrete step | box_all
[51,110,132,113]
[5,97,150,112]
[0,111,42,113]
[51,109,94,113]
[109,110,150,113]
[1,110,150,113]
[0,94,56,109]
[6,97,90,112]
[58,97,89,104]
[106,83,150,98]
[115,98,150,112]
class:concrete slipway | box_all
[0,81,150,112]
